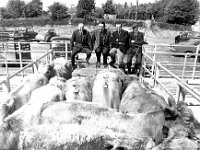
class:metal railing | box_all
[1,41,200,104]
[0,49,54,92]
[141,44,200,104]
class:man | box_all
[109,24,129,70]
[127,24,145,75]
[70,23,93,69]
[91,22,111,68]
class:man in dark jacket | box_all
[70,23,93,69]
[109,24,129,70]
[127,24,145,74]
[91,22,111,68]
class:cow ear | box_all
[163,107,179,121]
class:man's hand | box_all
[131,40,135,43]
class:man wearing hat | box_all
[70,23,93,70]
[109,23,129,70]
[91,21,111,68]
[127,24,145,75]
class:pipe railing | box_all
[0,49,53,92]
[142,50,200,102]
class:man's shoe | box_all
[103,63,108,68]
[96,62,101,68]
[109,62,117,68]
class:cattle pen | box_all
[0,40,200,121]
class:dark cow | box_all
[1,101,166,149]
[119,80,169,113]
[150,102,200,150]
[65,76,92,102]
[92,70,124,109]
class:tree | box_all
[0,7,11,19]
[24,0,43,18]
[6,0,25,18]
[102,0,116,14]
[150,0,170,21]
[76,0,95,18]
[48,2,69,21]
[165,0,200,25]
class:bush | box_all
[156,22,191,31]
[0,17,71,27]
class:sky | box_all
[1,0,156,10]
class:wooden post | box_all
[135,0,138,21]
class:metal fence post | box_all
[5,76,11,92]
[192,45,199,79]
[18,41,24,77]
[151,45,157,78]
[182,53,188,79]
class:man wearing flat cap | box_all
[70,23,93,70]
[126,24,145,75]
[109,23,129,70]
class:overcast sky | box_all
[1,0,156,10]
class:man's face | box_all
[116,24,122,32]
[133,27,139,34]
[78,24,84,32]
[99,23,105,31]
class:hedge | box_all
[0,17,191,31]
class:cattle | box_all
[0,74,48,126]
[38,62,57,80]
[149,102,200,150]
[52,57,72,80]
[29,84,65,104]
[151,124,199,150]
[39,58,72,81]
[49,76,67,100]
[65,76,92,102]
[1,101,166,149]
[9,74,48,110]
[119,80,169,113]
[92,70,124,109]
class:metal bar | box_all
[182,53,188,79]
[192,45,199,79]
[144,53,200,101]
[142,65,175,100]
[18,42,24,77]
[151,45,157,80]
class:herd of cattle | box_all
[0,57,200,150]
